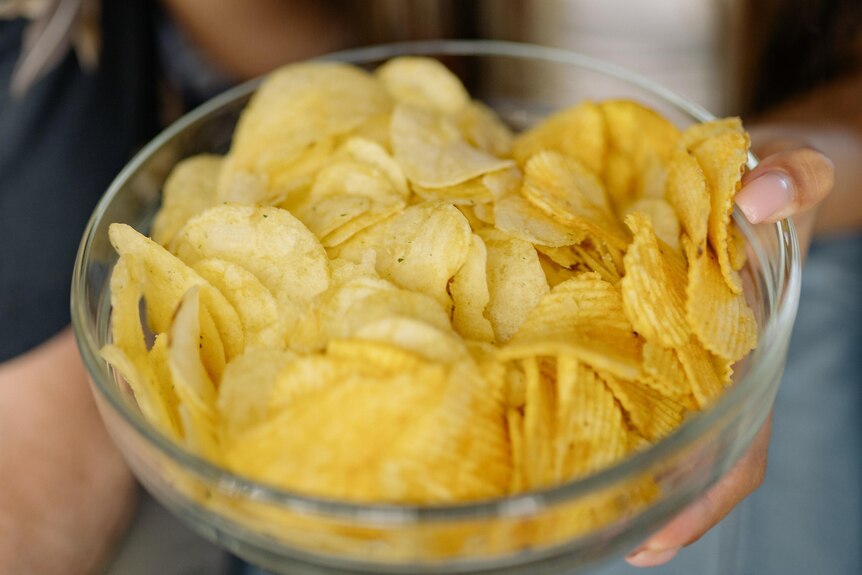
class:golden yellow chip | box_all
[522,151,629,250]
[621,213,688,348]
[376,56,469,114]
[512,101,606,174]
[501,273,642,380]
[391,104,514,189]
[480,229,550,343]
[727,219,748,271]
[641,341,693,401]
[677,117,743,152]
[220,63,390,204]
[600,372,685,441]
[457,100,514,157]
[449,234,495,343]
[676,337,726,409]
[217,347,296,439]
[336,137,409,198]
[354,316,467,365]
[624,198,680,252]
[506,408,526,492]
[601,99,680,170]
[602,148,636,211]
[494,194,585,247]
[372,202,472,311]
[412,176,494,205]
[665,148,710,249]
[684,239,757,362]
[689,122,749,294]
[521,356,555,489]
[151,155,222,247]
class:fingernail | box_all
[735,172,794,224]
[625,547,680,567]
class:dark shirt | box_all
[0,1,158,361]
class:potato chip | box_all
[413,176,494,205]
[641,341,693,401]
[480,229,550,343]
[512,101,606,174]
[677,117,743,152]
[522,151,629,249]
[727,218,748,271]
[151,155,222,247]
[449,234,495,343]
[684,239,757,362]
[108,224,244,369]
[376,56,469,114]
[506,408,526,492]
[676,337,726,409]
[375,202,472,311]
[220,63,390,204]
[602,148,636,211]
[522,356,555,489]
[502,273,642,380]
[218,348,295,439]
[191,258,283,350]
[171,204,330,331]
[621,213,688,348]
[457,100,514,157]
[624,198,680,251]
[601,99,680,170]
[391,104,513,188]
[600,372,685,441]
[168,287,221,462]
[494,194,585,247]
[689,122,749,294]
[555,358,628,480]
[336,137,409,198]
[665,148,710,249]
[354,316,467,364]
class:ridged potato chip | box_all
[621,213,688,348]
[684,239,757,362]
[502,273,641,380]
[512,101,606,174]
[665,148,710,249]
[151,155,222,247]
[522,356,555,489]
[601,372,684,441]
[641,341,693,401]
[624,198,680,252]
[677,337,726,409]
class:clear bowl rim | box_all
[70,39,802,524]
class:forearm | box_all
[749,70,862,235]
[0,329,136,575]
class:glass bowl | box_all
[70,40,801,574]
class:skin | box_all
[0,2,858,571]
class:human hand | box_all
[625,142,835,567]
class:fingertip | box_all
[736,171,794,224]
[625,547,680,567]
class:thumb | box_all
[735,147,834,224]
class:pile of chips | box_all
[104,57,757,504]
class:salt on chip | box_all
[171,204,330,331]
[512,101,606,174]
[621,213,688,348]
[480,229,550,343]
[375,202,472,311]
[689,122,749,294]
[151,155,222,247]
[684,240,757,362]
[376,56,469,114]
[522,151,629,250]
[502,273,642,381]
[449,234,495,343]
[391,104,513,189]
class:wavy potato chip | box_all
[624,198,680,252]
[449,234,495,343]
[641,341,693,401]
[665,148,710,248]
[601,372,684,441]
[676,337,726,409]
[494,194,585,247]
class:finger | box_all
[735,148,834,224]
[626,416,772,567]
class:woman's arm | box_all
[0,329,136,575]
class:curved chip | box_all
[666,148,710,249]
[449,234,495,343]
[391,104,513,188]
[457,100,513,157]
[494,194,585,247]
[624,198,681,251]
[621,213,688,348]
[376,56,469,114]
[152,155,222,247]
